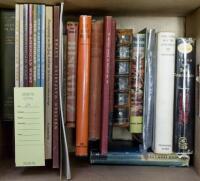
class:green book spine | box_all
[0,10,15,122]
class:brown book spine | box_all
[89,20,103,141]
[52,6,60,168]
[66,22,79,128]
[28,4,33,87]
[101,16,113,155]
[76,15,92,156]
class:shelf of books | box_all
[0,0,200,181]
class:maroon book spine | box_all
[101,16,113,155]
[52,6,60,168]
[89,20,103,141]
[28,4,33,87]
[24,4,29,87]
[66,22,78,128]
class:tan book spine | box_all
[45,6,53,159]
[66,22,78,128]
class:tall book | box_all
[101,16,113,155]
[0,10,15,121]
[76,15,92,156]
[142,29,157,151]
[36,5,41,87]
[15,4,20,87]
[66,22,78,128]
[28,4,33,87]
[45,6,53,159]
[108,19,116,140]
[19,4,24,87]
[130,33,145,134]
[52,5,60,168]
[89,20,103,141]
[173,38,196,154]
[33,4,37,86]
[23,4,29,87]
[154,32,175,154]
[40,5,45,87]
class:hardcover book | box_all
[0,10,15,122]
[101,16,113,155]
[76,15,92,156]
[52,5,60,168]
[130,33,145,134]
[66,21,78,128]
[154,32,175,154]
[89,20,103,141]
[173,38,196,154]
[45,6,53,159]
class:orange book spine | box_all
[76,15,92,156]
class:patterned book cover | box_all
[0,10,15,122]
[45,6,53,159]
[89,20,103,141]
[76,15,92,156]
[130,33,145,133]
[36,5,41,87]
[173,38,196,154]
[101,16,113,155]
[23,4,29,87]
[52,5,60,168]
[66,21,78,128]
[15,4,20,87]
[28,4,33,87]
[40,5,45,87]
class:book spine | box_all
[19,4,24,87]
[28,4,33,87]
[173,38,196,154]
[40,5,45,87]
[101,16,112,155]
[108,20,116,140]
[89,20,103,140]
[66,22,79,128]
[33,5,37,86]
[154,32,175,154]
[76,15,92,156]
[90,151,190,167]
[52,5,60,168]
[130,34,145,133]
[23,4,29,87]
[15,5,20,87]
[0,10,15,122]
[142,29,156,151]
[45,6,53,159]
[36,5,41,87]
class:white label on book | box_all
[14,87,45,167]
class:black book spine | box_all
[173,38,196,154]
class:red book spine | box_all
[28,4,33,87]
[76,15,92,156]
[66,22,79,128]
[101,16,113,155]
[52,6,60,168]
[89,20,103,140]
